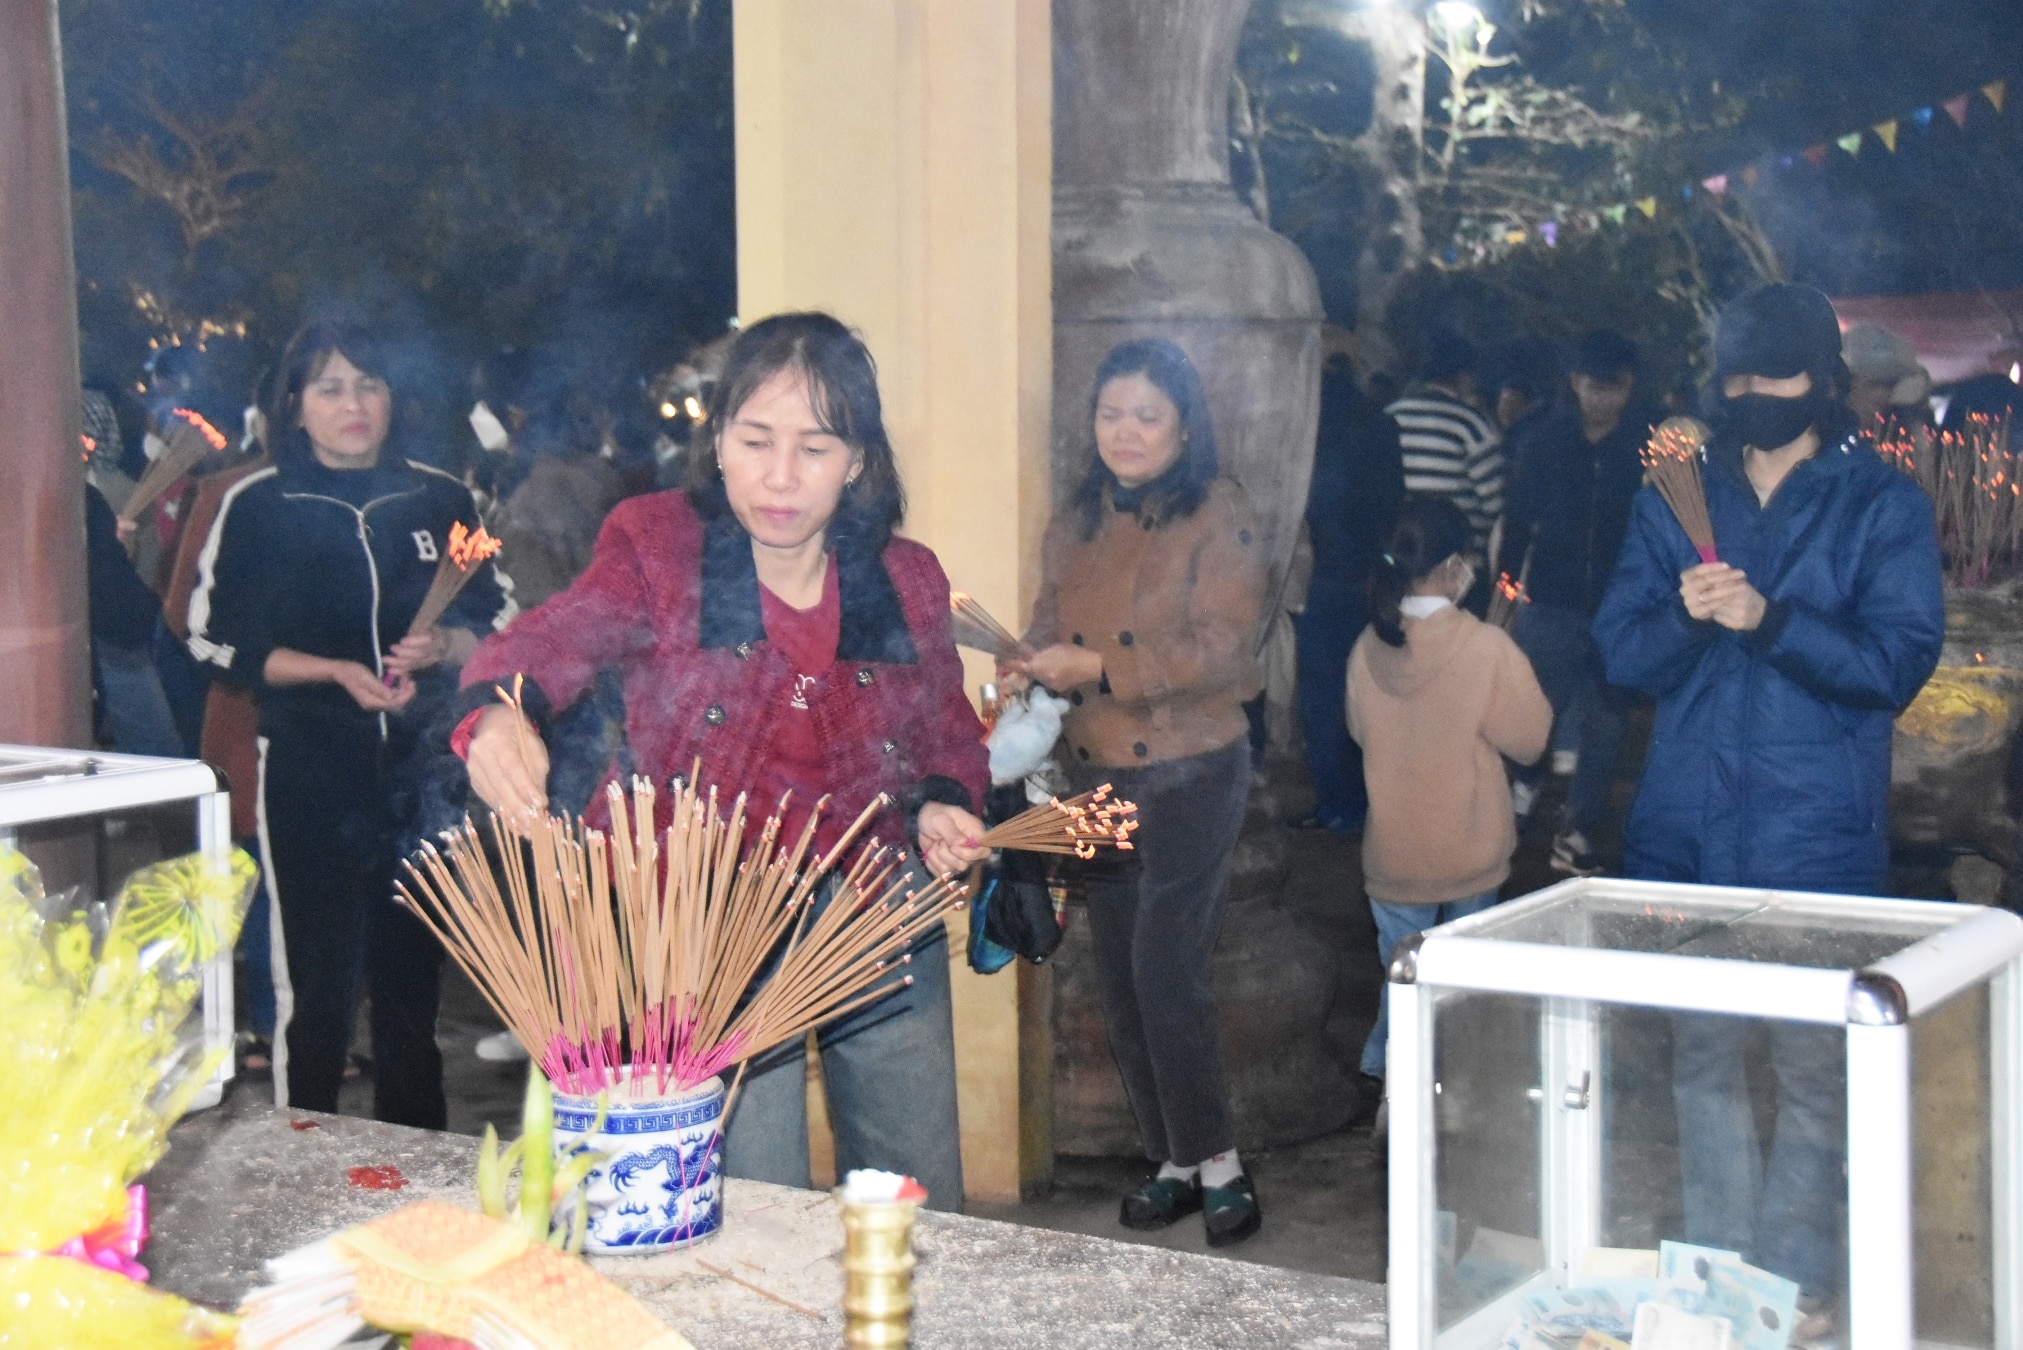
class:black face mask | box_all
[1724,389,1821,451]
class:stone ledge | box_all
[149,1090,1389,1348]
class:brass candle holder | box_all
[839,1195,919,1348]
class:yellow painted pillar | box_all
[734,0,1053,1205]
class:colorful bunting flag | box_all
[1479,73,2009,257]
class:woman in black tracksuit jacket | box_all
[187,319,511,1127]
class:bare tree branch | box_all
[83,87,274,264]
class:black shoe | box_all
[1203,1174,1262,1247]
[1119,1174,1204,1230]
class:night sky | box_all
[1617,0,2023,294]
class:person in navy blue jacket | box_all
[187,318,512,1127]
[1593,284,1943,1313]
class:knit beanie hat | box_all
[1713,284,1847,384]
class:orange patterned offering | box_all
[237,1200,692,1350]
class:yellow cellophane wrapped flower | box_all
[0,1255,236,1350]
[0,843,255,1328]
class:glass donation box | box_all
[0,744,237,1109]
[1385,877,2023,1350]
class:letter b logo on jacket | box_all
[413,530,438,561]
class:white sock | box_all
[1199,1150,1243,1189]
[1156,1160,1198,1183]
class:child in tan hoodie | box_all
[1347,496,1550,1081]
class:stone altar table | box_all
[148,1093,1388,1348]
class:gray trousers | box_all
[1075,738,1251,1168]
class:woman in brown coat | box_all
[1008,338,1268,1246]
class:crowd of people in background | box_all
[71,280,1985,1302]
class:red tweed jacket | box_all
[457,490,987,847]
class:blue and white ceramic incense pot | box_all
[552,1070,725,1253]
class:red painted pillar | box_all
[0,0,90,749]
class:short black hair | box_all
[270,319,399,473]
[1569,330,1640,380]
[684,312,906,553]
[1071,338,1220,540]
[1421,328,1477,383]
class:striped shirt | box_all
[1386,389,1504,541]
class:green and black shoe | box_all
[1119,1174,1204,1230]
[1203,1173,1262,1248]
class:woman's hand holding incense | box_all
[1013,643,1104,693]
[1680,563,1766,631]
[384,626,476,678]
[916,801,991,877]
[334,660,415,712]
[466,705,549,831]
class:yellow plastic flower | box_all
[0,1255,235,1350]
[0,843,254,1282]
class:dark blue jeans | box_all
[1669,1013,1845,1299]
[1294,601,1368,830]
[1511,602,1630,832]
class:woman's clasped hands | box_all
[1679,562,1767,632]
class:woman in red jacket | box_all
[456,312,990,1206]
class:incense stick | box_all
[409,521,503,636]
[1485,542,1533,633]
[397,777,972,1097]
[976,786,1138,860]
[120,409,228,524]
[948,591,1030,660]
[1878,412,2022,587]
[1642,417,1718,564]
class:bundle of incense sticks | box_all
[1485,541,1533,633]
[977,786,1138,860]
[1485,571,1529,632]
[408,520,504,635]
[1877,412,2023,586]
[1642,416,1718,563]
[949,591,1030,660]
[119,408,228,525]
[396,774,970,1100]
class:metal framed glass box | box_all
[0,744,237,1109]
[1386,876,2023,1350]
